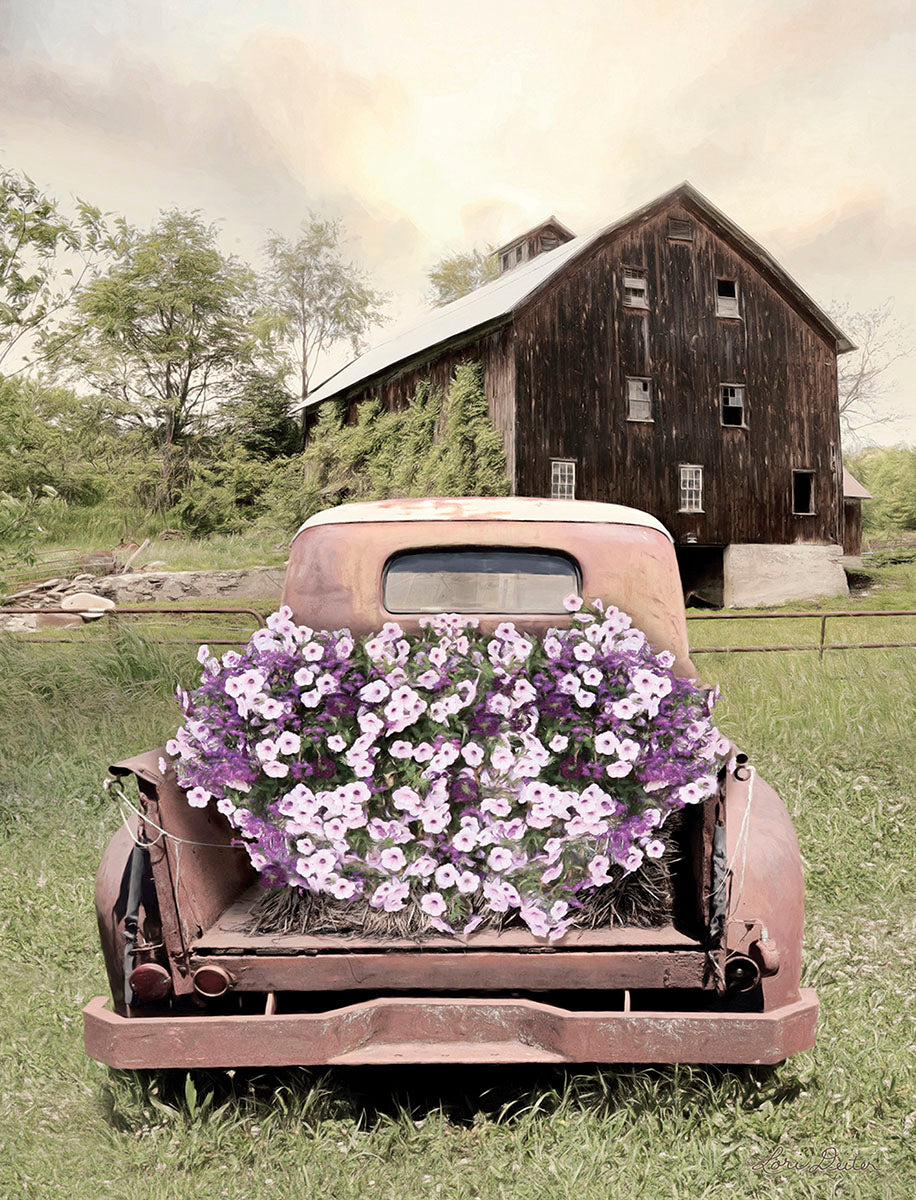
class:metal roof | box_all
[842,468,873,500]
[296,183,854,413]
[293,497,673,542]
[299,236,585,409]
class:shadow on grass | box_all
[99,1058,811,1134]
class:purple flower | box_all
[173,597,730,940]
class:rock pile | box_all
[1,565,285,631]
[0,574,112,630]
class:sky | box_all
[1,0,915,444]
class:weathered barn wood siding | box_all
[843,499,862,556]
[512,202,843,545]
[337,323,517,488]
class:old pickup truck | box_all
[83,497,817,1068]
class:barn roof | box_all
[297,182,854,413]
[842,468,873,500]
[495,214,577,254]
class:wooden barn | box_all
[298,183,864,606]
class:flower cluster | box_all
[169,598,729,939]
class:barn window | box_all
[792,470,815,515]
[550,459,576,499]
[626,377,653,422]
[679,465,704,512]
[622,269,649,309]
[716,278,740,318]
[667,218,693,241]
[515,245,524,264]
[500,253,510,272]
[719,384,746,427]
[540,233,560,252]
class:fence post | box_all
[819,615,828,661]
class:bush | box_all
[264,361,509,530]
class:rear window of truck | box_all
[383,548,581,614]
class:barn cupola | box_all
[494,216,575,275]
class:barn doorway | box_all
[675,545,725,608]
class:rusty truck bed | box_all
[187,886,710,994]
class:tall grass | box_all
[0,587,914,1198]
[33,503,291,572]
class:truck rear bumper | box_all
[84,989,818,1068]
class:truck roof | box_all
[295,498,673,542]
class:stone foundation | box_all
[723,543,848,608]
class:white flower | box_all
[487,847,513,872]
[276,731,301,756]
[421,892,447,917]
[461,742,485,767]
[379,847,407,873]
[457,871,480,895]
[594,731,619,755]
[434,863,459,889]
[263,760,290,779]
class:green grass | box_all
[686,561,916,653]
[0,577,914,1198]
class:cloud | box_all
[0,33,426,287]
[770,193,916,276]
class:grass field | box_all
[0,570,914,1199]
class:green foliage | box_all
[260,215,387,404]
[163,448,275,536]
[0,485,63,586]
[420,361,510,495]
[0,374,123,505]
[846,445,916,532]
[265,361,509,530]
[0,162,106,372]
[427,247,498,306]
[0,373,281,539]
[221,367,299,460]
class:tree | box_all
[427,248,498,307]
[51,210,257,506]
[832,301,913,440]
[846,446,916,533]
[222,367,300,460]
[260,216,387,408]
[0,162,105,373]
